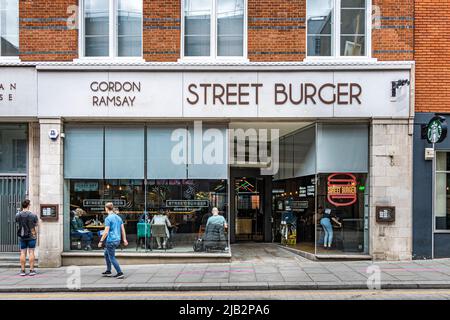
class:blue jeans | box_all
[320,218,333,247]
[104,241,122,273]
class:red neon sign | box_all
[327,173,357,207]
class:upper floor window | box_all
[0,0,19,57]
[82,0,142,58]
[183,0,246,59]
[307,0,369,58]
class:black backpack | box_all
[16,211,34,239]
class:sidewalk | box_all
[1,244,450,292]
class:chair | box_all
[151,224,169,251]
[136,222,152,251]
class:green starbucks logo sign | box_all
[427,116,447,144]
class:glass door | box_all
[234,177,264,241]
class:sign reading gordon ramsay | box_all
[327,173,357,207]
[35,69,411,118]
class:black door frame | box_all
[229,167,272,243]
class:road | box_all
[1,289,450,300]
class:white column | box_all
[370,119,413,261]
[38,118,64,267]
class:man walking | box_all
[98,202,128,279]
[16,199,39,276]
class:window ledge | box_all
[73,57,146,64]
[177,58,250,64]
[303,57,378,64]
[0,56,21,62]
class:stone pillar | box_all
[370,119,413,261]
[38,118,64,267]
[28,122,40,256]
[28,122,40,217]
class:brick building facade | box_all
[0,1,420,266]
[17,0,414,63]
[412,1,450,259]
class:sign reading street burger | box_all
[327,173,357,207]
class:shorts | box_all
[19,239,36,250]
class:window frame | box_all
[434,150,450,233]
[179,0,249,63]
[305,0,374,61]
[0,0,20,60]
[77,0,144,61]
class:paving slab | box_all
[1,244,450,292]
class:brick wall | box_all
[20,0,78,61]
[143,1,180,62]
[415,1,450,113]
[248,0,305,62]
[16,0,415,63]
[372,0,414,61]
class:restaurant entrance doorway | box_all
[230,168,272,243]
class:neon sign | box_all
[327,173,357,207]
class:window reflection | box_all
[307,0,333,56]
[0,0,19,56]
[69,179,229,253]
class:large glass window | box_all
[184,0,245,59]
[273,123,369,256]
[64,124,229,253]
[83,0,142,58]
[435,152,450,230]
[68,179,228,252]
[307,0,368,58]
[0,124,27,174]
[0,0,19,57]
[316,173,369,254]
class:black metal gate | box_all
[0,176,27,252]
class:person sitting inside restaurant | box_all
[150,208,172,249]
[70,208,94,251]
[204,207,228,250]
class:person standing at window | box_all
[15,199,39,276]
[320,208,342,250]
[98,202,128,279]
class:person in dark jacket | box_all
[204,207,228,250]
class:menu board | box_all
[40,204,58,221]
[376,206,395,223]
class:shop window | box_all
[0,0,19,57]
[435,152,450,231]
[182,0,246,60]
[64,124,230,253]
[316,173,369,254]
[81,0,142,58]
[0,124,27,174]
[307,0,369,58]
[67,179,228,253]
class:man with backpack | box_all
[15,199,39,276]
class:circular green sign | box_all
[427,116,447,144]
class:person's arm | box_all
[121,223,128,246]
[98,226,110,247]
[33,214,39,236]
[332,217,342,227]
[222,217,228,229]
[166,216,172,228]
